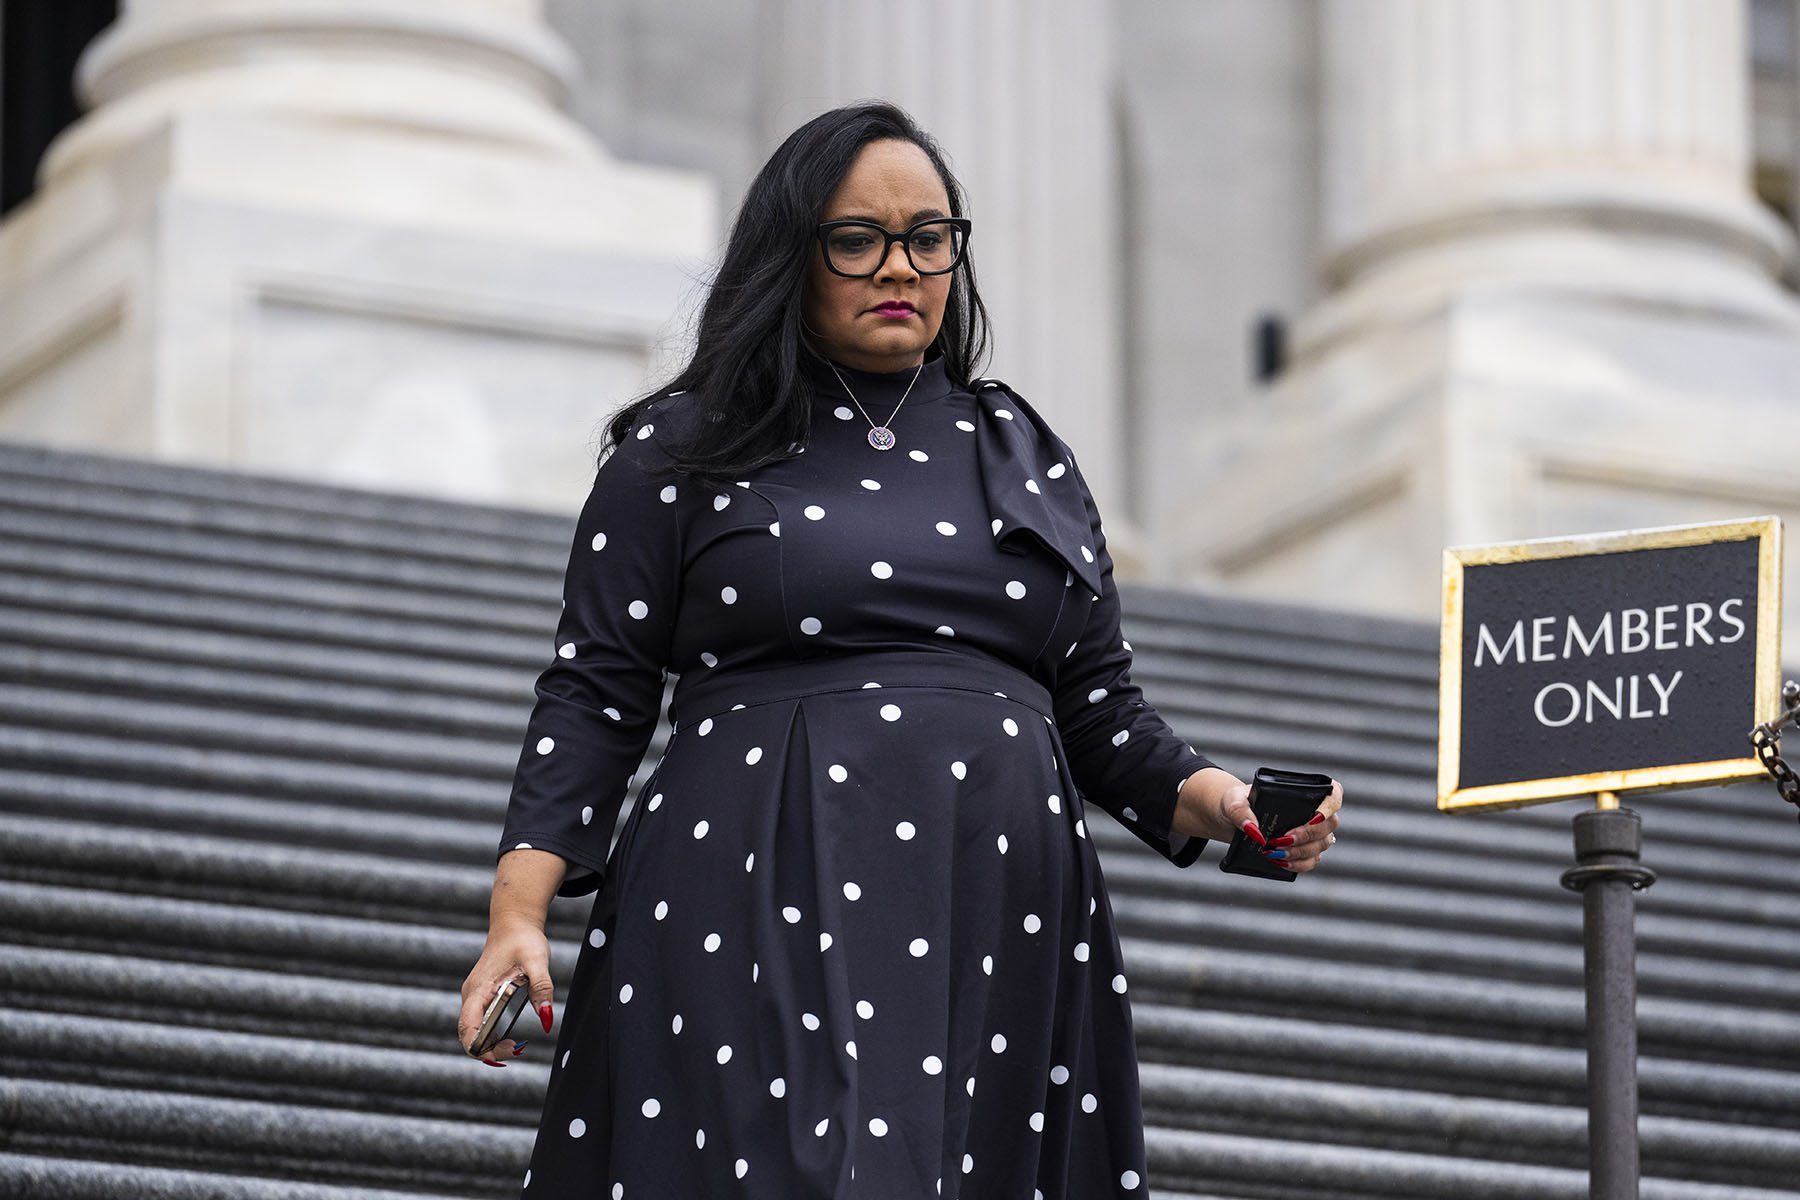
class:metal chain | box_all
[1751,679,1800,820]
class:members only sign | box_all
[1439,517,1784,812]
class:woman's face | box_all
[802,138,956,374]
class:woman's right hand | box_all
[458,918,556,1066]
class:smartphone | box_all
[467,973,532,1058]
[1218,766,1334,882]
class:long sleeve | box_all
[495,401,683,897]
[1050,456,1218,868]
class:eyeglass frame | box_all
[813,216,973,279]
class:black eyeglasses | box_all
[815,217,972,278]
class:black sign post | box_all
[1439,516,1784,1200]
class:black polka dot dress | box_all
[498,345,1218,1199]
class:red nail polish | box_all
[1270,834,1296,848]
[538,1002,554,1033]
[1305,813,1326,827]
[1239,819,1266,847]
[482,1059,506,1068]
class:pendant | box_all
[867,427,897,450]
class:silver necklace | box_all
[826,358,923,451]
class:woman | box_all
[459,100,1343,1197]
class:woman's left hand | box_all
[1181,769,1343,873]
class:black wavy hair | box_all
[598,100,991,485]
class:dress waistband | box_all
[669,647,1054,730]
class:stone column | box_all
[1185,0,1800,656]
[762,0,1134,558]
[0,0,717,510]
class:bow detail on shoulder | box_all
[969,378,1105,598]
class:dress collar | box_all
[797,342,955,406]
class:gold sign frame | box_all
[1439,515,1784,813]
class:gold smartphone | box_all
[467,973,532,1058]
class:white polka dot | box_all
[591,532,607,551]
[525,1170,533,1189]
[963,1153,974,1172]
[1051,1064,1069,1084]
[1112,729,1130,746]
[557,642,576,659]
[642,1097,660,1117]
[869,1117,888,1136]
[951,761,967,780]
[860,478,881,490]
[648,792,663,811]
[896,820,916,840]
[770,1077,786,1098]
[746,746,763,765]
[1077,818,1089,839]
[934,521,957,536]
[966,1077,975,1097]
[804,505,825,520]
[589,927,605,948]
[1003,717,1019,736]
[1048,794,1061,813]
[982,954,993,974]
[1023,913,1041,934]
[720,586,738,604]
[828,764,848,782]
[996,833,1008,854]
[879,703,902,721]
[909,449,929,461]
[800,617,822,635]
[671,1014,681,1033]
[923,1054,943,1074]
[714,493,731,511]
[1025,479,1041,494]
[1005,580,1027,599]
[569,1117,587,1138]
[535,736,554,754]
[820,932,833,951]
[1123,806,1138,821]
[735,1159,748,1179]
[909,937,929,957]
[602,707,621,721]
[654,900,668,919]
[1029,1111,1044,1131]
[1048,462,1066,478]
[843,881,862,900]
[704,932,722,952]
[845,1039,857,1058]
[700,651,718,668]
[659,485,677,503]
[1082,1092,1098,1112]
[698,718,713,735]
[627,600,649,620]
[694,1130,703,1149]
[935,624,955,636]
[1087,687,1107,703]
[769,521,781,536]
[992,518,1003,535]
[1074,941,1090,961]
[834,405,855,420]
[862,681,881,688]
[994,408,1013,420]
[815,1117,829,1136]
[782,906,801,924]
[1112,973,1128,993]
[955,419,975,432]
[870,561,893,579]
[745,851,754,871]
[802,1012,821,1030]
[693,819,709,838]
[1121,1169,1140,1188]
[619,983,633,1002]
[1081,546,1095,562]
[991,1033,1007,1053]
[856,999,874,1019]
[637,424,654,440]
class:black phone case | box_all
[1218,766,1334,882]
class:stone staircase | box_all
[0,438,1796,1199]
